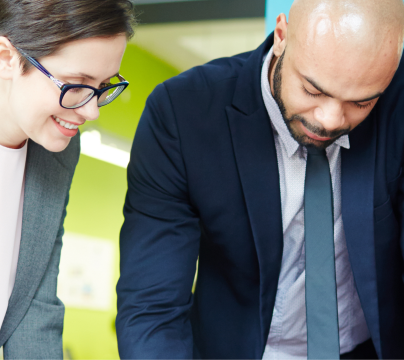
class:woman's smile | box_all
[51,115,80,137]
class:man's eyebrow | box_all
[304,76,333,97]
[303,76,384,103]
[351,92,384,103]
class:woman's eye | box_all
[100,82,111,89]
[69,87,83,94]
[302,85,322,98]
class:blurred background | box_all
[54,0,293,358]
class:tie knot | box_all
[306,146,326,156]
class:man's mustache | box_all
[288,115,351,139]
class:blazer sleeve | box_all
[3,195,69,360]
[116,83,200,359]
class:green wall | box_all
[62,43,179,359]
[86,44,178,140]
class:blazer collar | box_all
[0,140,71,345]
[231,33,274,116]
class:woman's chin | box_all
[40,137,72,153]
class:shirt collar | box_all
[260,47,350,159]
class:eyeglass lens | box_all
[98,86,126,107]
[62,87,95,108]
[62,85,127,109]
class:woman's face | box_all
[0,35,127,151]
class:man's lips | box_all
[300,123,332,141]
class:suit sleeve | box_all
[3,195,69,360]
[116,83,200,359]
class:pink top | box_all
[0,141,27,329]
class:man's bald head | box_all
[269,0,404,149]
[288,0,404,62]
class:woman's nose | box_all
[74,96,100,121]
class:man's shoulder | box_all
[374,56,404,144]
[382,57,404,107]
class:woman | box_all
[0,0,135,358]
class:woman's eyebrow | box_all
[66,71,120,81]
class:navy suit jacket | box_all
[117,33,404,359]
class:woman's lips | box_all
[300,123,332,141]
[51,116,78,138]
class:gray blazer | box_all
[0,134,80,359]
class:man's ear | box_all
[0,36,20,80]
[273,13,288,58]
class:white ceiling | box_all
[131,18,266,71]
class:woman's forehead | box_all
[41,36,127,81]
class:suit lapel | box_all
[0,140,71,345]
[227,106,283,354]
[341,114,381,356]
[226,33,283,355]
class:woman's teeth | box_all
[52,116,79,130]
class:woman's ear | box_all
[273,13,288,58]
[0,36,20,80]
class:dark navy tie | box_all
[304,147,340,359]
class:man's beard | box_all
[272,51,350,149]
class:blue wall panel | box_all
[265,0,294,34]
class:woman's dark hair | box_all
[0,0,136,73]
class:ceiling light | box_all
[80,130,130,168]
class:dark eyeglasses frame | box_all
[15,46,129,109]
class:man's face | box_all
[271,38,399,149]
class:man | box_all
[117,0,404,358]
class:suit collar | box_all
[0,140,72,345]
[231,33,274,115]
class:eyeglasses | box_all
[15,46,129,109]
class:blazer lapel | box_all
[226,33,283,356]
[0,140,71,345]
[341,114,381,357]
[227,106,283,354]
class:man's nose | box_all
[74,96,100,121]
[313,100,345,131]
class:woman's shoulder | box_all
[50,133,80,174]
[28,132,80,174]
